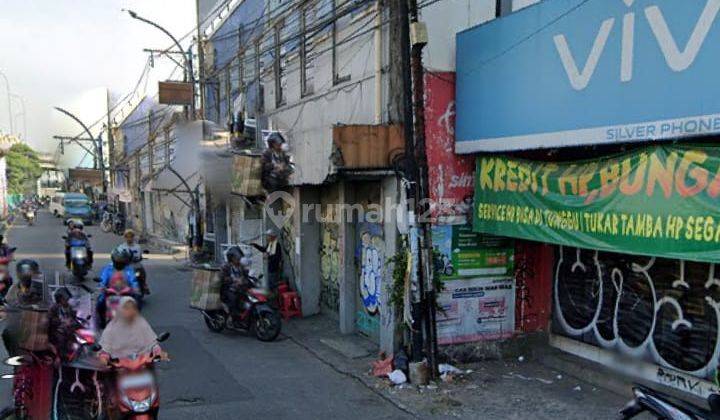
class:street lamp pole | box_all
[125,9,196,118]
[10,94,27,141]
[54,107,108,194]
[0,70,14,135]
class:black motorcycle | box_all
[64,235,92,280]
[621,384,720,419]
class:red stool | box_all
[279,291,302,320]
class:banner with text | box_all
[474,145,720,263]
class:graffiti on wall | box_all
[553,246,720,382]
[358,223,384,315]
[320,223,340,312]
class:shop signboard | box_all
[432,224,514,280]
[474,144,720,263]
[456,0,720,153]
[424,72,475,223]
[437,277,516,345]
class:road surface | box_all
[0,210,410,419]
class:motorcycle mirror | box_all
[92,277,101,283]
[3,356,25,366]
[86,234,92,238]
[143,250,150,254]
[90,344,102,352]
[62,236,68,240]
[156,332,170,342]
[8,248,16,253]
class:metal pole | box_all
[0,70,14,135]
[106,89,116,187]
[54,107,108,194]
[195,0,206,115]
[10,94,26,141]
[126,10,196,118]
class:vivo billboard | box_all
[456,0,720,153]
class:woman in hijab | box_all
[99,297,164,359]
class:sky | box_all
[0,0,196,165]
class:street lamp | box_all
[54,107,108,194]
[10,94,26,141]
[124,9,196,118]
[0,70,14,136]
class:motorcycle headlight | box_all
[248,295,259,303]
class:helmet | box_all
[226,246,244,264]
[111,247,131,269]
[123,229,135,238]
[16,258,39,282]
[74,221,84,230]
[266,132,285,146]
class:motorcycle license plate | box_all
[119,372,154,389]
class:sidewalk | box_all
[283,315,628,419]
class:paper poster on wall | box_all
[437,277,516,345]
[431,224,514,280]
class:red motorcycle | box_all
[200,275,282,341]
[0,250,17,298]
[103,332,170,420]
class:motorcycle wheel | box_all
[203,311,226,333]
[253,309,281,342]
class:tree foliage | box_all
[6,143,43,195]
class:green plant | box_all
[6,144,43,195]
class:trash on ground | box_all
[439,363,463,375]
[371,352,394,377]
[389,369,407,385]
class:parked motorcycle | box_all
[64,235,93,280]
[621,384,720,419]
[113,213,126,235]
[103,332,170,419]
[200,275,282,341]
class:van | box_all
[62,193,92,225]
[50,192,65,217]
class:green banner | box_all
[474,144,720,263]
[431,224,514,280]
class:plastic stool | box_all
[280,291,302,320]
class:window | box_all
[332,0,351,84]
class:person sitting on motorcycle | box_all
[48,287,80,361]
[65,221,93,269]
[5,259,43,308]
[0,234,15,258]
[220,247,251,320]
[118,229,149,295]
[98,296,165,360]
[97,248,139,328]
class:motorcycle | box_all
[200,275,282,341]
[23,209,35,226]
[100,211,113,233]
[64,235,93,280]
[101,283,136,324]
[621,384,720,419]
[103,332,170,419]
[0,250,16,299]
[113,213,126,236]
[132,250,151,297]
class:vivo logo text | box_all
[554,0,720,91]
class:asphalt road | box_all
[1,209,410,419]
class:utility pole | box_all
[196,0,206,116]
[106,89,116,188]
[0,70,14,136]
[399,0,438,377]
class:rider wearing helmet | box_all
[117,229,149,295]
[96,247,139,328]
[9,259,43,307]
[65,220,93,268]
[260,132,293,192]
[220,246,250,318]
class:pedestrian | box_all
[260,132,293,192]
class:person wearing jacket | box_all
[117,229,149,294]
[260,132,293,192]
[219,247,250,319]
[96,248,139,328]
[48,287,80,361]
